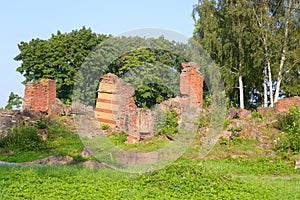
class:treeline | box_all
[14,1,299,109]
[14,27,187,107]
[193,0,300,109]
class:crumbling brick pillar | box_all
[95,74,118,128]
[22,79,56,113]
[180,62,204,108]
[95,73,136,128]
[127,108,155,144]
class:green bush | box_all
[108,132,127,145]
[275,106,300,153]
[159,109,178,135]
[0,127,44,151]
[101,123,110,130]
[35,116,53,129]
[251,110,264,121]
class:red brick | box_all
[22,79,56,113]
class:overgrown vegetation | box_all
[0,116,84,162]
[274,106,300,154]
[158,109,178,136]
[101,123,110,130]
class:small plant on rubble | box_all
[101,123,110,130]
[159,109,178,136]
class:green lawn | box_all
[1,116,300,199]
[0,157,299,199]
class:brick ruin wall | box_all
[95,62,204,144]
[180,62,204,108]
[258,96,300,114]
[0,79,57,136]
[22,79,56,113]
[95,73,137,128]
[0,110,21,137]
[1,63,204,143]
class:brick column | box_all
[22,79,56,113]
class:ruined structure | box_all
[180,62,204,108]
[22,79,56,113]
[95,73,137,128]
[95,62,204,144]
[258,96,300,114]
[0,110,21,137]
[274,96,300,113]
[127,108,155,144]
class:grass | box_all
[1,115,300,199]
[108,132,170,152]
[0,117,85,162]
[0,157,299,199]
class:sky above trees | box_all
[0,0,197,107]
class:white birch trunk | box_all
[267,59,274,107]
[263,67,268,107]
[239,75,244,109]
[274,0,290,103]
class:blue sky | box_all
[0,0,197,108]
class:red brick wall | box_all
[180,62,204,108]
[275,96,300,112]
[22,79,56,113]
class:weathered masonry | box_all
[95,62,204,144]
[22,79,56,113]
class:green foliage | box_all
[159,109,178,136]
[275,106,300,153]
[0,116,84,162]
[219,125,243,146]
[0,127,43,151]
[15,27,109,104]
[251,110,264,121]
[197,114,209,130]
[34,116,53,129]
[107,132,169,152]
[0,157,300,199]
[76,36,186,107]
[5,92,22,110]
[193,0,300,108]
[108,132,127,145]
[134,82,176,108]
[101,123,110,130]
[230,126,243,142]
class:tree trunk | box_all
[274,0,290,104]
[239,75,244,109]
[267,59,274,107]
[263,67,268,107]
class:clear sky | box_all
[0,0,198,108]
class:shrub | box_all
[108,132,127,145]
[0,127,44,151]
[275,106,300,153]
[101,124,110,130]
[35,116,53,129]
[159,109,178,135]
[251,110,263,121]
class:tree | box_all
[247,0,300,106]
[14,27,109,104]
[16,28,188,108]
[106,37,187,108]
[74,35,188,107]
[193,0,300,109]
[5,92,22,110]
[193,0,257,109]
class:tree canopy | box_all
[15,28,188,107]
[15,27,109,104]
[193,0,300,109]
